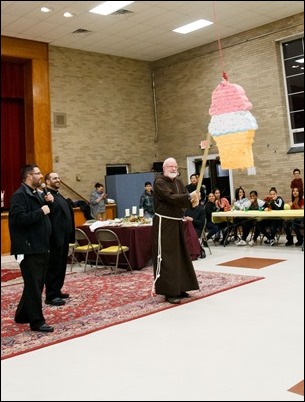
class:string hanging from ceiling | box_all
[207,1,258,170]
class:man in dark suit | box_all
[9,164,54,332]
[44,172,75,306]
[186,173,206,205]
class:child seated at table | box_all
[231,186,249,242]
[259,187,285,246]
[205,192,228,245]
[284,187,304,246]
[236,190,267,246]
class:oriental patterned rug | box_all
[1,267,264,360]
[1,261,22,284]
[1,268,22,283]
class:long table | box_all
[212,209,304,247]
[212,209,304,223]
[79,220,201,269]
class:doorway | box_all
[186,154,234,203]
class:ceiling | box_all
[1,1,304,62]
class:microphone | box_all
[40,183,49,196]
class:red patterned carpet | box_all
[1,267,264,360]
[1,268,22,282]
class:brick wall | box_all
[49,13,304,203]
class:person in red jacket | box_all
[290,168,303,193]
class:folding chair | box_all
[68,242,81,268]
[95,228,132,274]
[199,220,212,255]
[259,221,283,245]
[70,228,101,272]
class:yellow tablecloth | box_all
[212,209,304,223]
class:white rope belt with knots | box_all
[151,212,183,296]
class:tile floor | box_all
[1,237,304,401]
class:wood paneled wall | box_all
[1,36,52,175]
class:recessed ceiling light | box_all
[63,12,75,18]
[173,19,213,34]
[89,1,135,16]
[41,6,53,13]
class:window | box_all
[106,164,130,175]
[281,37,304,148]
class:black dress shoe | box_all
[179,291,190,298]
[31,323,54,333]
[15,318,29,324]
[165,297,181,304]
[45,297,65,306]
[59,292,69,299]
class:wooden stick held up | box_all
[196,133,211,193]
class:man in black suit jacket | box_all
[9,164,54,332]
[45,172,75,306]
[186,173,206,205]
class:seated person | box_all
[259,187,285,246]
[232,186,249,210]
[184,199,206,238]
[89,183,108,220]
[236,190,268,246]
[213,188,231,212]
[204,192,228,245]
[186,173,206,206]
[184,200,206,258]
[139,181,154,218]
[232,186,249,242]
[284,187,304,246]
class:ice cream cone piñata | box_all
[208,80,258,169]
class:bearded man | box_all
[152,157,200,304]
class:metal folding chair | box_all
[95,228,133,274]
[199,220,212,255]
[70,228,101,272]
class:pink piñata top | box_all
[209,80,253,115]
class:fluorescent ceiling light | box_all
[63,12,75,18]
[41,7,52,13]
[173,19,213,34]
[89,1,134,16]
[295,58,304,63]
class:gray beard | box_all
[166,172,177,179]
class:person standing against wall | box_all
[44,172,75,306]
[152,157,200,304]
[139,181,154,218]
[90,183,108,220]
[290,168,303,193]
[9,164,54,332]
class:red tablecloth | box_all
[79,220,200,269]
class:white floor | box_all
[1,239,304,402]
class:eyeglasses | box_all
[164,165,178,169]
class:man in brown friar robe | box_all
[153,157,200,304]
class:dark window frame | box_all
[280,37,304,150]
